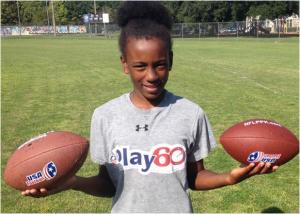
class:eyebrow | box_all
[131,58,167,64]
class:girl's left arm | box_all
[187,160,278,191]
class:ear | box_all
[120,56,129,74]
[168,51,173,71]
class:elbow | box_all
[101,186,116,198]
[188,178,210,191]
[187,177,198,191]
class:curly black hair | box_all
[117,1,173,57]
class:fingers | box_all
[21,190,28,196]
[272,165,279,172]
[259,163,280,174]
[259,162,271,174]
[249,162,279,176]
[241,162,256,175]
[20,176,77,198]
[21,188,48,198]
[40,188,48,193]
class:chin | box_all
[143,90,165,101]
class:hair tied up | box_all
[117,1,172,30]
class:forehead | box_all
[125,37,168,58]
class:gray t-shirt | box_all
[90,91,216,213]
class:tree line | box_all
[1,1,299,26]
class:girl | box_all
[22,2,278,213]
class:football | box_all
[4,131,89,191]
[220,119,299,166]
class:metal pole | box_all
[256,20,258,38]
[89,22,91,38]
[181,23,183,39]
[278,19,281,38]
[102,6,106,37]
[16,0,21,36]
[94,0,97,35]
[45,0,50,34]
[51,0,56,36]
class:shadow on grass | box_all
[261,206,284,213]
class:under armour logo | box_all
[136,124,149,131]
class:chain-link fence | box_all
[173,20,299,38]
[1,20,299,38]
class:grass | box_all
[1,36,299,213]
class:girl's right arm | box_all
[21,165,115,198]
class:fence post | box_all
[199,22,201,38]
[95,23,97,35]
[104,22,107,37]
[16,0,21,36]
[256,20,258,38]
[278,19,280,38]
[88,22,91,37]
[236,22,238,38]
[181,23,183,39]
[51,0,56,37]
[217,22,219,38]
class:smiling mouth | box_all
[144,84,159,88]
[143,83,161,92]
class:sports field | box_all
[1,36,299,213]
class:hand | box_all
[227,162,279,185]
[21,175,77,198]
[21,188,48,198]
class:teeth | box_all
[144,84,159,88]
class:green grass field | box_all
[1,36,299,213]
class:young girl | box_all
[22,2,278,213]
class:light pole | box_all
[102,4,106,37]
[45,0,50,34]
[16,0,21,36]
[51,0,56,36]
[94,0,97,35]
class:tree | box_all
[1,1,19,25]
[246,1,291,20]
[231,2,251,21]
[53,1,68,25]
[247,3,271,19]
[271,1,288,19]
[98,1,122,23]
[176,1,200,22]
[162,1,182,23]
[1,1,298,26]
[21,1,48,25]
[64,1,93,24]
[212,2,232,22]
[174,2,216,23]
[287,1,299,15]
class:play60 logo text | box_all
[110,144,186,175]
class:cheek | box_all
[158,70,169,81]
[129,72,144,84]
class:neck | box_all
[130,90,166,109]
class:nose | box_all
[146,67,159,82]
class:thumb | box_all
[229,163,256,184]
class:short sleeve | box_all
[90,109,110,165]
[187,109,217,162]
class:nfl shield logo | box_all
[247,151,263,163]
[43,161,57,180]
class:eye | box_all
[156,63,167,70]
[133,64,146,71]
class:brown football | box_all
[4,131,89,191]
[220,119,299,166]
